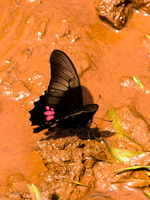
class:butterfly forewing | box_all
[47,50,83,119]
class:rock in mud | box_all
[131,0,150,14]
[95,0,132,29]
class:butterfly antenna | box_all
[94,117,112,122]
[64,133,78,149]
[96,95,101,104]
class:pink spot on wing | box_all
[46,106,50,110]
[46,115,54,121]
[44,110,55,115]
[44,106,55,122]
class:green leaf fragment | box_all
[145,191,150,198]
[28,184,44,200]
[109,107,143,148]
[109,107,125,138]
[144,187,150,198]
[115,165,150,173]
[146,172,150,176]
[63,179,88,187]
[146,34,150,39]
[104,140,143,163]
[122,133,143,148]
[53,195,64,200]
[133,76,147,92]
[111,147,143,162]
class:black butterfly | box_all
[29,50,98,133]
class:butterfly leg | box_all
[68,133,77,145]
[86,130,91,141]
[64,131,78,149]
[86,130,94,148]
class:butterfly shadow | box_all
[40,126,115,143]
[81,86,95,105]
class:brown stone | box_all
[95,0,132,29]
[131,0,150,14]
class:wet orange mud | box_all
[1,0,150,199]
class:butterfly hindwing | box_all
[29,91,47,126]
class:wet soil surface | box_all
[1,0,150,199]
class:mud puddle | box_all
[1,0,150,199]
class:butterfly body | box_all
[29,50,98,133]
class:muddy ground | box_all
[1,0,150,199]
